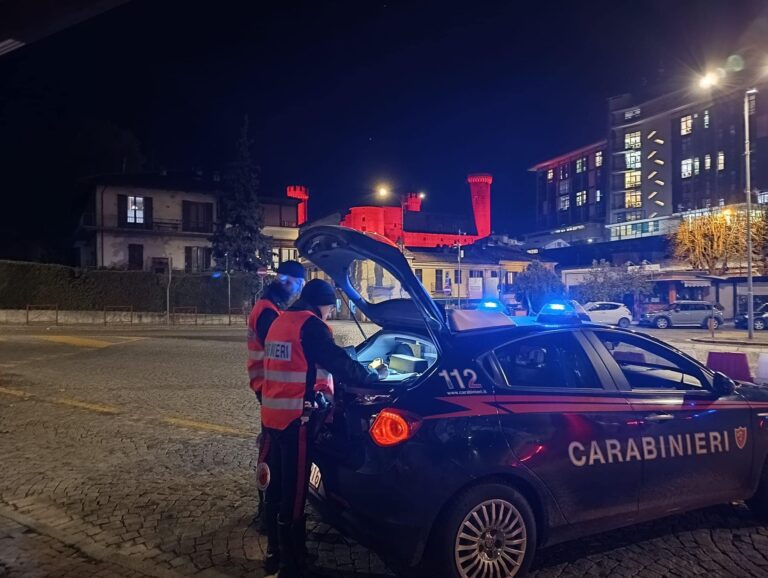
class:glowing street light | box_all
[698,71,720,89]
[377,186,390,197]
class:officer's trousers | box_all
[264,420,311,523]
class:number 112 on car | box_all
[438,369,481,390]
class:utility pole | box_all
[166,256,173,325]
[225,252,231,326]
[455,230,464,309]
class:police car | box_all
[297,225,768,578]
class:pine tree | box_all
[210,117,273,282]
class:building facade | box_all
[76,174,305,272]
[607,80,768,241]
[340,174,492,248]
[527,141,608,249]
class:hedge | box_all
[0,260,259,313]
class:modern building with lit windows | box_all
[526,140,608,249]
[607,80,768,241]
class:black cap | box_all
[301,279,337,307]
[276,260,305,279]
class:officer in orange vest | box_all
[262,279,386,578]
[247,260,305,533]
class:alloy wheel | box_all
[454,499,527,578]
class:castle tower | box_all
[286,185,309,225]
[467,173,492,238]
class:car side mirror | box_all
[712,371,736,397]
[673,306,681,312]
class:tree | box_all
[512,261,565,313]
[573,259,652,303]
[672,209,767,275]
[210,117,272,291]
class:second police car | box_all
[297,225,768,578]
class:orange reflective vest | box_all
[262,310,334,430]
[247,299,280,394]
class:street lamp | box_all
[698,72,757,339]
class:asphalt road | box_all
[1,324,768,577]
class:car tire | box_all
[747,461,768,521]
[654,317,670,329]
[702,317,720,330]
[618,317,630,328]
[427,482,537,578]
[755,319,766,331]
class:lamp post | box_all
[225,252,231,326]
[745,88,758,340]
[698,73,758,340]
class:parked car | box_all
[584,301,633,328]
[639,300,724,329]
[735,303,768,331]
[298,225,768,578]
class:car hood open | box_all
[296,225,448,334]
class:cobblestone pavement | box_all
[1,325,768,577]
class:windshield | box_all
[350,258,413,304]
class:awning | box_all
[683,280,711,288]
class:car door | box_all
[671,303,693,326]
[586,329,754,513]
[489,329,640,524]
[586,303,609,324]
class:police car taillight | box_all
[370,408,422,447]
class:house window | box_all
[546,169,554,181]
[127,196,144,224]
[758,192,768,205]
[559,195,570,211]
[596,189,603,202]
[704,154,712,170]
[128,244,143,270]
[469,270,483,278]
[454,269,462,283]
[435,269,443,292]
[184,246,212,273]
[576,190,587,206]
[558,180,569,195]
[625,150,641,169]
[717,151,725,171]
[625,170,642,189]
[595,151,603,167]
[749,92,756,115]
[576,157,586,173]
[624,131,641,150]
[182,201,214,233]
[625,190,642,208]
[693,157,700,175]
[704,109,710,128]
[680,115,693,135]
[415,268,423,283]
[681,158,693,179]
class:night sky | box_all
[1,0,767,248]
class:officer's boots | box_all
[277,515,322,578]
[263,501,280,575]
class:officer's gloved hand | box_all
[375,363,389,380]
[300,400,315,424]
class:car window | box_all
[494,332,601,389]
[593,330,705,390]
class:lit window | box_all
[704,110,710,128]
[576,158,585,173]
[717,151,725,171]
[681,158,693,179]
[625,190,642,208]
[547,168,554,181]
[680,115,693,135]
[595,151,603,167]
[749,93,756,115]
[559,195,570,211]
[625,170,642,189]
[758,192,768,204]
[596,189,602,202]
[704,154,711,170]
[625,150,641,169]
[624,131,641,149]
[694,157,700,175]
[576,190,587,206]
[127,196,144,224]
[558,180,569,194]
[559,165,568,179]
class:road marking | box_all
[0,386,32,398]
[160,417,255,437]
[39,336,116,349]
[52,398,120,414]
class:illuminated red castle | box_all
[340,174,492,248]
